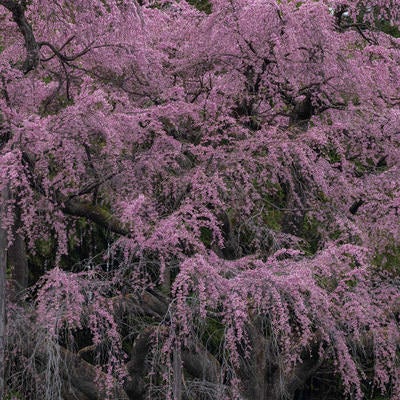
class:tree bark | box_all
[62,197,130,236]
[181,340,220,384]
[20,339,129,400]
[0,0,40,73]
[59,347,129,400]
[0,186,8,398]
[8,205,28,298]
[173,344,183,400]
[125,327,154,400]
[238,321,323,400]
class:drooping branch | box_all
[0,0,39,73]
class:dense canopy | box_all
[0,0,399,399]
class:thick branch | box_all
[113,290,169,319]
[182,340,221,384]
[71,172,118,198]
[63,347,130,400]
[29,344,129,400]
[125,326,154,399]
[274,353,324,399]
[0,0,39,73]
[20,152,130,237]
[62,197,130,236]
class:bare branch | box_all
[39,40,95,63]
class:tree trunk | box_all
[8,205,28,298]
[239,321,323,400]
[173,344,182,400]
[0,186,8,398]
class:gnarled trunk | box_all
[239,322,322,400]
